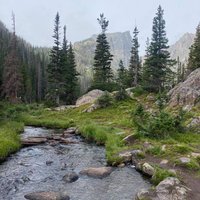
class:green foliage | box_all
[128,26,141,87]
[152,167,176,185]
[142,5,175,93]
[92,13,113,89]
[117,60,129,89]
[89,82,118,92]
[132,104,185,139]
[114,88,129,101]
[131,86,146,97]
[96,92,113,108]
[0,121,23,160]
[188,24,200,73]
[173,144,192,154]
[146,146,163,156]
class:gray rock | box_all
[160,159,169,165]
[179,157,191,164]
[142,162,155,177]
[135,162,155,177]
[187,117,200,128]
[168,68,200,108]
[191,152,200,158]
[64,127,77,135]
[79,167,113,178]
[76,89,104,107]
[24,191,70,200]
[122,134,136,144]
[135,177,189,200]
[62,172,79,183]
[118,151,132,162]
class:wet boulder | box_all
[62,172,79,183]
[79,167,113,178]
[24,191,70,200]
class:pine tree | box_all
[128,26,141,87]
[187,23,200,73]
[1,13,22,103]
[117,60,128,88]
[65,43,78,104]
[93,13,113,89]
[142,6,175,92]
[47,12,62,105]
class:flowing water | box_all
[0,126,150,200]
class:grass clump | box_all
[152,167,176,185]
[146,145,164,156]
[0,121,23,160]
[173,144,193,154]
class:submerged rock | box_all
[79,167,113,178]
[24,191,70,200]
[62,172,79,183]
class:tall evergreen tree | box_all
[65,43,78,104]
[1,13,22,103]
[92,13,113,89]
[128,26,141,87]
[187,23,200,73]
[47,12,62,105]
[142,6,175,92]
[117,60,128,88]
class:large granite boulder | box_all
[135,177,189,200]
[168,68,200,109]
[76,89,104,107]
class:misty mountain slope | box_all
[169,33,195,63]
[74,31,132,74]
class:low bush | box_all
[114,88,129,101]
[96,92,113,108]
[131,104,185,139]
[152,167,176,185]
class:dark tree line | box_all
[0,12,78,105]
[0,18,49,103]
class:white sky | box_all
[0,0,199,54]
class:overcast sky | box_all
[0,0,200,53]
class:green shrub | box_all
[114,88,129,101]
[146,146,163,156]
[131,104,185,139]
[152,167,176,185]
[131,86,145,97]
[96,92,113,108]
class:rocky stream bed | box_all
[0,126,151,200]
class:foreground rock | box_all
[136,162,155,177]
[135,177,189,200]
[24,191,70,200]
[79,167,113,178]
[168,68,200,109]
[62,172,79,183]
[76,89,104,107]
